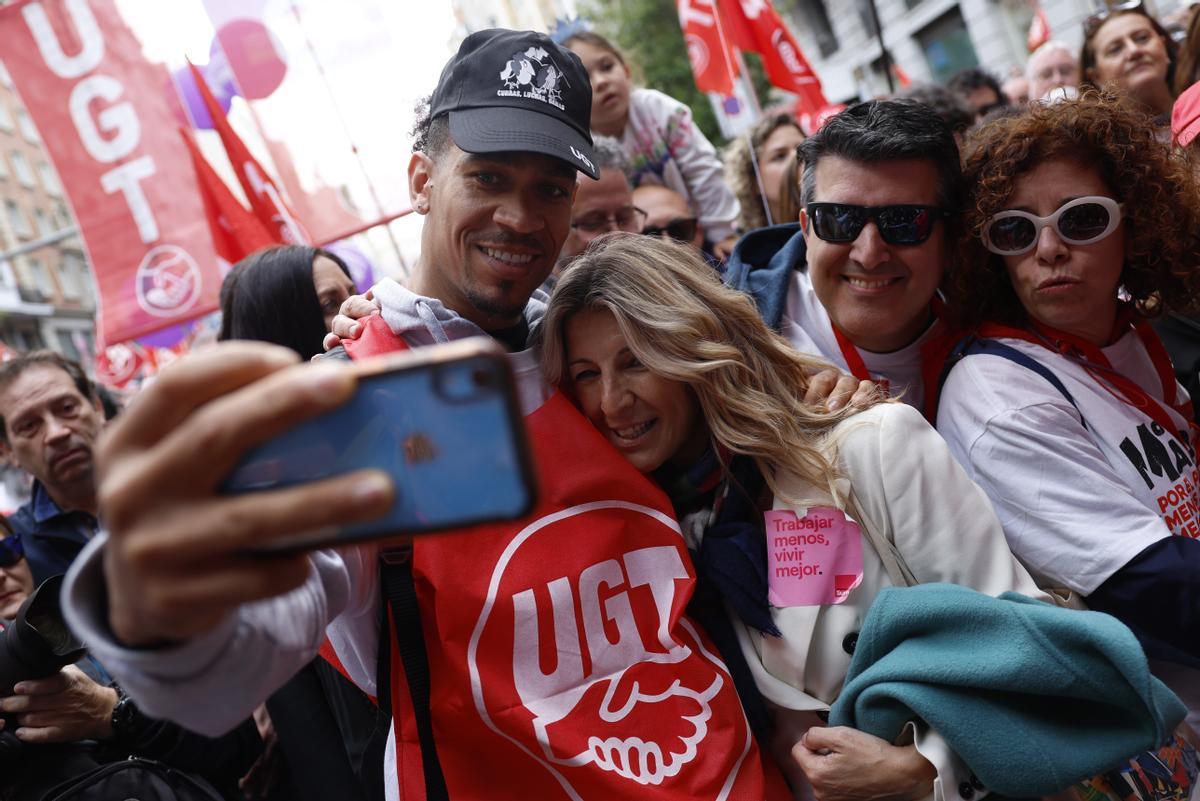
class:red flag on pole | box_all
[0,0,224,345]
[179,128,277,264]
[718,0,829,115]
[187,62,310,245]
[676,0,738,95]
[1028,5,1051,52]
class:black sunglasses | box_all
[0,536,24,569]
[1084,0,1145,40]
[643,217,698,243]
[806,203,948,246]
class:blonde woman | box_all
[538,234,1041,800]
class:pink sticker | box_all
[765,507,864,607]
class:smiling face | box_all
[0,365,103,504]
[758,124,805,220]
[1000,159,1125,345]
[565,307,707,473]
[1088,14,1170,105]
[312,255,355,332]
[799,156,946,353]
[569,39,632,138]
[0,535,33,620]
[408,142,577,330]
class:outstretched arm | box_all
[63,342,393,734]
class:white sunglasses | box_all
[983,196,1124,256]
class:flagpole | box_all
[285,0,409,274]
[711,1,775,227]
[866,0,896,95]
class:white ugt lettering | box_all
[101,156,158,243]
[511,546,692,718]
[70,74,140,162]
[24,0,103,79]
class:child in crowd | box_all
[564,31,741,258]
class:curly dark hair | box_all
[946,92,1200,331]
[409,95,451,159]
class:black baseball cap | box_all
[429,29,599,179]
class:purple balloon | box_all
[325,242,376,294]
[137,320,193,349]
[168,64,237,130]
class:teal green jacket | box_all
[829,584,1185,796]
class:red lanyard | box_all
[831,324,872,383]
[831,302,952,423]
[976,312,1195,445]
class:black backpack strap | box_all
[938,336,1087,428]
[377,546,449,801]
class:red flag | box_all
[676,0,737,95]
[892,62,913,89]
[720,0,828,115]
[187,62,310,245]
[179,128,276,265]
[0,0,224,345]
[1028,5,1051,52]
[797,102,846,136]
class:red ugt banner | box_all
[721,0,829,115]
[677,0,737,96]
[0,0,224,345]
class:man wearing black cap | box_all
[397,29,596,343]
[61,29,789,801]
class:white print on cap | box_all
[570,146,594,172]
[498,46,569,111]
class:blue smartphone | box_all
[221,338,537,551]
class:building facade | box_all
[0,59,95,366]
[779,0,1190,103]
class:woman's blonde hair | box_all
[538,233,880,505]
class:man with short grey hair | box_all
[1026,41,1081,102]
[556,134,642,268]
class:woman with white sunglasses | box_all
[937,94,1200,742]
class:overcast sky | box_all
[116,0,460,271]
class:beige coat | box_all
[723,403,1043,801]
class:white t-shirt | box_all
[621,88,739,242]
[936,331,1198,597]
[782,270,943,410]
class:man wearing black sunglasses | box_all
[633,184,706,252]
[726,99,963,417]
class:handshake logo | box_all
[468,502,749,798]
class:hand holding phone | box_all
[222,338,537,551]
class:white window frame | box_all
[10,151,34,188]
[36,161,60,195]
[15,109,38,143]
[5,199,31,238]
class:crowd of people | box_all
[3,4,1200,801]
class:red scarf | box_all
[973,307,1194,447]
